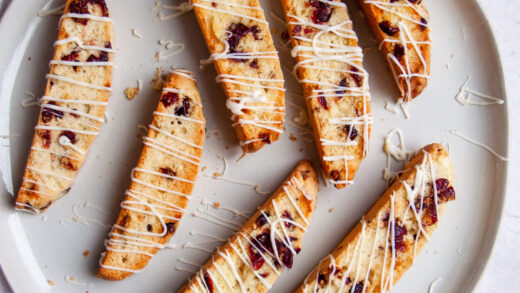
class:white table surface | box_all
[0,0,518,292]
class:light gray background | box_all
[0,0,518,292]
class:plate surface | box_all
[0,0,509,292]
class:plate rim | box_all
[0,0,512,292]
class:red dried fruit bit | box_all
[61,51,79,61]
[146,224,153,232]
[69,0,109,25]
[345,276,352,285]
[382,211,390,223]
[248,243,265,270]
[281,30,289,40]
[259,272,269,278]
[160,92,179,107]
[350,67,362,87]
[203,272,214,293]
[318,273,328,286]
[317,95,328,110]
[254,232,274,253]
[309,0,334,24]
[87,51,108,62]
[408,0,422,3]
[435,178,455,202]
[394,44,405,58]
[420,17,428,30]
[390,0,399,2]
[293,25,302,34]
[330,170,340,181]
[256,212,269,227]
[393,223,407,252]
[279,243,293,268]
[343,125,358,140]
[159,167,176,177]
[353,281,364,293]
[249,59,259,69]
[165,222,176,234]
[60,131,77,144]
[41,102,64,123]
[282,211,294,228]
[40,130,51,148]
[226,23,261,54]
[259,133,271,144]
[379,20,400,36]
[211,2,217,8]
[304,27,314,34]
[174,98,191,117]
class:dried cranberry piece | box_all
[249,59,259,69]
[256,212,269,227]
[41,101,64,123]
[60,131,77,144]
[259,133,271,144]
[160,92,179,108]
[408,0,422,3]
[317,95,328,110]
[293,25,302,34]
[248,243,265,270]
[254,232,274,253]
[69,0,109,25]
[379,20,400,36]
[203,272,214,293]
[304,27,314,34]
[336,78,348,96]
[40,130,51,148]
[394,44,405,58]
[309,0,334,24]
[318,273,328,286]
[436,178,455,202]
[353,281,364,293]
[174,98,191,117]
[105,41,112,49]
[345,276,352,285]
[420,17,428,30]
[87,51,108,62]
[226,23,261,54]
[343,125,358,140]
[350,67,362,87]
[166,222,176,234]
[61,51,79,61]
[159,167,176,177]
[393,223,407,252]
[390,0,399,2]
[278,242,293,268]
[282,211,294,228]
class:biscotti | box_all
[295,144,455,293]
[15,0,114,213]
[192,0,285,154]
[280,0,372,189]
[358,0,431,101]
[178,160,318,293]
[97,70,206,280]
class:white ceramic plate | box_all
[0,0,510,292]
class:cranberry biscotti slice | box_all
[192,0,285,154]
[358,0,431,101]
[97,70,206,280]
[280,0,372,189]
[178,160,318,293]
[295,144,455,293]
[15,0,114,214]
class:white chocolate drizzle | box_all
[364,0,431,101]
[194,0,285,148]
[304,150,445,292]
[286,3,372,186]
[100,72,204,274]
[455,76,505,106]
[449,130,509,162]
[188,175,311,292]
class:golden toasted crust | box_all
[97,71,205,280]
[295,144,455,293]
[358,0,431,101]
[192,0,285,154]
[280,0,371,189]
[15,0,113,213]
[179,160,319,293]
